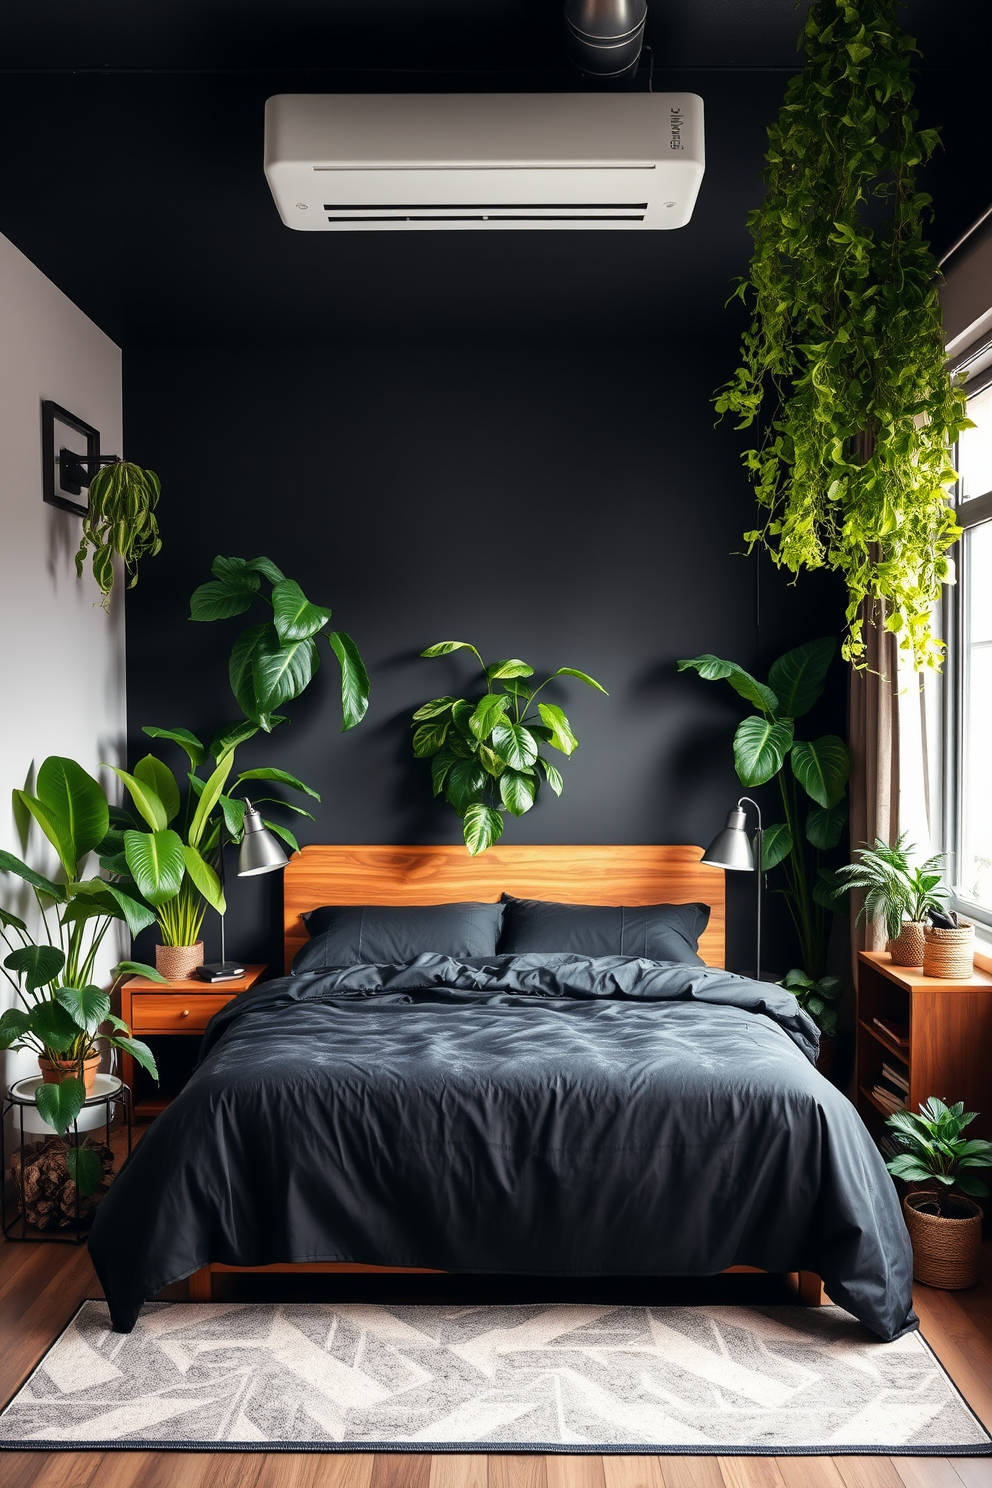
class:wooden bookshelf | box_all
[856,950,992,1145]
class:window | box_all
[947,347,992,925]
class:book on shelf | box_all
[873,1014,909,1047]
[872,1083,907,1112]
[881,1061,909,1094]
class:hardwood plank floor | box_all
[0,1233,989,1488]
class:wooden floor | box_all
[0,1232,990,1488]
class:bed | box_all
[88,844,916,1341]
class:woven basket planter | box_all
[903,1191,984,1289]
[887,921,926,967]
[155,941,204,981]
[922,921,974,979]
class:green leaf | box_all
[486,659,535,680]
[791,736,851,808]
[500,769,537,817]
[236,767,320,800]
[252,627,319,718]
[96,884,157,937]
[217,794,246,837]
[431,753,457,797]
[806,799,848,849]
[245,556,286,584]
[538,756,564,796]
[209,721,259,761]
[677,655,779,714]
[133,755,180,824]
[190,580,255,622]
[761,822,793,870]
[188,756,234,850]
[63,879,157,937]
[413,719,450,758]
[422,641,482,659]
[260,819,299,855]
[492,722,540,769]
[12,792,76,878]
[36,757,110,863]
[112,1036,159,1080]
[271,578,332,642]
[469,694,510,740]
[814,867,847,913]
[445,762,487,815]
[767,639,836,719]
[0,850,65,901]
[109,767,169,831]
[113,960,168,983]
[142,726,206,768]
[0,1008,31,1049]
[478,744,506,778]
[35,1077,85,1134]
[327,630,371,732]
[29,1001,82,1054]
[211,555,263,592]
[182,845,226,913]
[123,829,186,906]
[462,803,504,855]
[66,1144,103,1198]
[552,667,608,694]
[229,622,270,725]
[535,705,578,757]
[733,716,795,787]
[412,697,458,722]
[3,945,65,992]
[0,906,27,932]
[54,984,111,1033]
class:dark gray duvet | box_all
[89,954,916,1340]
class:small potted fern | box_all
[885,1098,992,1289]
[838,836,947,967]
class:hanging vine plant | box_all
[74,460,162,612]
[716,0,971,670]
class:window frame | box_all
[944,340,992,929]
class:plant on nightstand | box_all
[0,757,162,1196]
[885,1097,992,1289]
[412,641,607,854]
[838,836,947,967]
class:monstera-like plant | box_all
[679,638,850,1011]
[412,641,607,854]
[189,556,369,734]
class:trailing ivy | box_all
[716,0,970,670]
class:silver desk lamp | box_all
[701,796,764,981]
[196,800,289,981]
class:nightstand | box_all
[120,964,267,1118]
[856,950,992,1146]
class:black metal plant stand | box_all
[1,1073,132,1243]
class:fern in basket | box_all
[838,835,946,939]
[885,1098,992,1217]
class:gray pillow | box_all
[497,894,708,964]
[293,901,505,973]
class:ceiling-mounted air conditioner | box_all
[264,93,704,231]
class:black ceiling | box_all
[1,2,989,347]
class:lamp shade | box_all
[238,802,290,877]
[701,806,755,872]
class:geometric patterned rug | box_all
[0,1301,989,1456]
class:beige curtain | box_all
[848,608,900,970]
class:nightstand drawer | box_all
[129,993,231,1034]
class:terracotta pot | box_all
[155,941,204,981]
[887,921,926,967]
[903,1191,984,1289]
[38,1051,102,1094]
[922,921,974,979]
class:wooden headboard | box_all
[283,844,726,972]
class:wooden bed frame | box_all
[188,843,826,1306]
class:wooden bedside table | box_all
[120,964,267,1118]
[856,950,992,1145]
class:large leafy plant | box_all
[0,757,161,1194]
[679,638,850,1003]
[110,726,318,948]
[885,1098,992,1216]
[716,0,970,670]
[75,461,162,612]
[839,835,947,939]
[190,556,369,734]
[412,641,607,855]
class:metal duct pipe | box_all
[564,0,648,82]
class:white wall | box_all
[0,230,126,1105]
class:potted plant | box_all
[679,639,850,1023]
[838,836,947,967]
[0,756,162,1196]
[885,1098,992,1289]
[74,460,162,612]
[111,727,320,979]
[778,968,843,1077]
[412,641,607,854]
[715,0,970,671]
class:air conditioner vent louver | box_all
[265,94,704,232]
